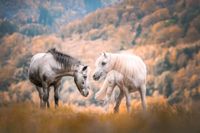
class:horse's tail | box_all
[95,80,108,100]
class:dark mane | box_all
[47,48,81,68]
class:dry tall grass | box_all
[0,97,199,133]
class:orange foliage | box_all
[8,80,34,102]
[190,74,199,88]
[125,0,142,5]
[141,0,157,14]
[151,21,165,33]
[174,0,185,12]
[0,65,15,81]
[0,33,24,57]
[185,0,200,7]
[177,52,187,68]
[31,35,62,53]
[173,68,187,90]
[61,7,118,38]
[185,26,200,43]
[191,15,200,31]
[156,25,183,43]
[142,8,170,27]
[168,48,177,64]
[0,33,30,66]
[0,92,10,104]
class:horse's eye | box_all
[102,62,106,66]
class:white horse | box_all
[93,52,147,113]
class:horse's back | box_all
[126,54,147,75]
[115,53,147,87]
[117,53,146,75]
[30,53,46,65]
[29,53,46,74]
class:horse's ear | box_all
[74,64,79,72]
[103,52,107,58]
[82,65,88,71]
[48,48,56,53]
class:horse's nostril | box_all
[93,74,96,79]
[93,74,100,81]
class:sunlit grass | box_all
[0,97,200,133]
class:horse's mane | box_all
[106,53,147,84]
[47,48,80,68]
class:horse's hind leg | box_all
[44,88,50,108]
[139,84,147,111]
[54,87,59,108]
[36,86,44,108]
[124,89,131,113]
[42,83,50,108]
[119,82,131,113]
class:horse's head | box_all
[74,65,90,97]
[93,52,111,81]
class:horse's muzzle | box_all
[93,74,100,81]
[81,88,89,97]
[83,91,89,97]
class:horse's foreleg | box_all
[104,86,115,111]
[139,85,147,111]
[42,83,50,108]
[36,86,44,108]
[46,88,50,108]
[54,88,59,108]
[114,90,124,113]
[95,79,109,100]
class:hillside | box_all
[0,0,118,37]
[0,0,200,107]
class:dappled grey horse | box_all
[29,48,90,108]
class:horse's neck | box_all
[56,64,77,77]
[110,54,121,72]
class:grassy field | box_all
[0,97,199,133]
